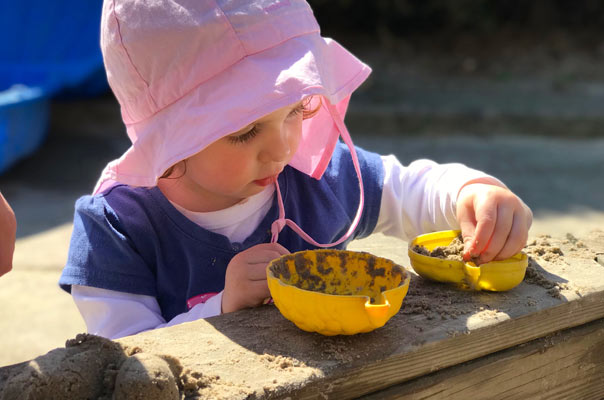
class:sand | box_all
[1,230,603,399]
[411,234,466,262]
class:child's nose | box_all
[259,128,291,163]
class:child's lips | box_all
[254,174,278,186]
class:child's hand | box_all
[0,193,16,277]
[222,243,289,314]
[456,183,532,264]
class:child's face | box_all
[162,101,304,212]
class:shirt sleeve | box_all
[374,155,504,241]
[72,285,223,339]
[59,193,157,296]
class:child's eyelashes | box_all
[228,103,305,145]
[228,125,259,144]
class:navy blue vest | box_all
[60,143,384,321]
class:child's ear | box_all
[160,160,187,180]
[302,96,322,120]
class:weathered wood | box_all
[1,233,603,399]
[288,232,604,399]
[359,317,604,400]
[292,291,604,400]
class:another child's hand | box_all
[222,242,290,314]
[0,192,16,277]
[456,182,532,264]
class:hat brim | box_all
[94,34,370,193]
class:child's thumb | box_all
[266,242,290,255]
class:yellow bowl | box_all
[267,249,410,336]
[408,230,528,291]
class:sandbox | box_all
[1,231,603,399]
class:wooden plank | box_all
[292,291,604,400]
[1,233,604,399]
[289,232,604,399]
[359,317,604,400]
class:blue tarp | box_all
[0,1,107,173]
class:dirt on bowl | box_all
[267,249,411,335]
[268,250,405,304]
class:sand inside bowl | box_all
[412,234,470,263]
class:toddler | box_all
[59,0,532,339]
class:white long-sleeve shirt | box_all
[72,156,500,339]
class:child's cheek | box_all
[221,150,256,180]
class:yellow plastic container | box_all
[267,249,410,336]
[408,230,528,291]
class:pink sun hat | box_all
[93,0,371,194]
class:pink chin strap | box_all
[270,100,364,247]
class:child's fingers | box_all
[493,213,529,260]
[241,245,289,265]
[458,218,476,253]
[248,279,271,301]
[469,199,497,258]
[269,242,291,255]
[251,242,290,255]
[256,243,290,256]
[244,251,286,265]
[456,199,478,257]
[477,204,514,263]
[247,263,271,281]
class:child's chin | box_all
[244,185,265,197]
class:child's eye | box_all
[228,125,259,144]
